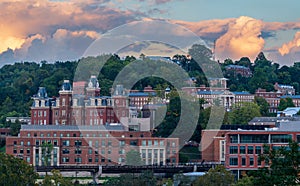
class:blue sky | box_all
[0,0,300,66]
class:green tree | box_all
[251,141,300,186]
[104,171,156,186]
[229,102,261,124]
[125,150,143,166]
[42,169,73,186]
[0,152,38,185]
[278,97,295,111]
[41,143,54,166]
[254,96,269,116]
[193,165,235,186]
[233,175,254,186]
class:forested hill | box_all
[1,49,300,124]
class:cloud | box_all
[215,16,265,61]
[0,0,141,65]
[278,32,300,56]
[170,18,235,41]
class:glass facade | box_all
[240,134,268,143]
[271,134,292,143]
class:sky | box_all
[0,0,300,66]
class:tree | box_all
[42,169,73,186]
[228,102,261,124]
[233,175,254,186]
[193,165,234,186]
[250,141,300,185]
[125,150,143,166]
[0,152,38,185]
[104,171,156,186]
[278,97,295,111]
[254,96,269,116]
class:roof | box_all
[225,65,250,70]
[129,92,156,97]
[21,124,125,131]
[278,121,300,131]
[281,95,300,99]
[197,91,223,95]
[232,91,251,95]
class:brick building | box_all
[201,122,300,178]
[31,76,129,126]
[6,125,179,166]
[225,65,252,78]
[7,76,179,166]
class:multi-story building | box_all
[7,76,179,166]
[225,65,252,78]
[6,125,179,166]
[201,122,300,178]
[256,87,300,113]
[225,128,300,178]
[182,78,254,110]
[274,82,295,95]
[31,76,129,126]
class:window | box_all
[95,157,99,163]
[257,158,261,166]
[160,141,164,146]
[249,157,254,166]
[62,140,70,146]
[247,146,254,154]
[75,148,82,154]
[255,146,262,154]
[229,146,238,154]
[119,141,125,147]
[142,140,146,146]
[75,140,82,146]
[240,146,245,154]
[101,140,105,147]
[119,149,125,155]
[240,134,268,143]
[154,140,158,146]
[62,149,70,154]
[230,135,238,143]
[27,141,30,146]
[241,157,246,166]
[27,149,30,154]
[88,157,93,163]
[88,148,93,155]
[271,134,292,143]
[75,157,82,163]
[229,157,238,166]
[13,149,17,154]
[53,140,58,146]
[36,140,40,146]
[27,133,30,137]
[108,140,112,146]
[20,149,24,154]
[148,140,152,146]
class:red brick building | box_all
[6,125,179,166]
[31,76,129,126]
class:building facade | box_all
[31,77,129,126]
[6,125,179,166]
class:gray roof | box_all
[278,121,300,131]
[21,124,125,131]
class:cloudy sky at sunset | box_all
[1,0,300,66]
